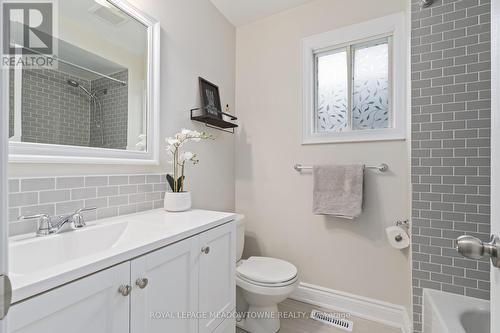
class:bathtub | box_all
[423,289,490,333]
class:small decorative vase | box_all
[164,191,192,212]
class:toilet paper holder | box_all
[395,220,409,229]
[392,220,410,243]
[386,220,410,249]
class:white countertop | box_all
[9,209,237,303]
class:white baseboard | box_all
[290,282,412,333]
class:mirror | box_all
[8,0,159,163]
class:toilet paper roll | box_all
[386,226,410,249]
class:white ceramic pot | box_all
[164,191,192,212]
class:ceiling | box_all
[52,0,147,79]
[60,0,147,56]
[210,0,315,26]
[57,39,127,80]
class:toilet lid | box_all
[236,257,298,284]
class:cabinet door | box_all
[8,262,130,333]
[131,237,198,333]
[198,222,236,333]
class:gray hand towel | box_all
[312,164,364,219]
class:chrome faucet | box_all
[18,207,97,237]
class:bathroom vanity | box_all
[7,209,236,333]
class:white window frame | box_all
[301,12,407,144]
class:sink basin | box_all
[9,221,129,276]
[7,209,237,303]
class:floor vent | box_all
[310,309,354,332]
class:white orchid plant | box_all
[165,129,213,192]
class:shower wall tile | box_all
[9,68,129,150]
[90,70,129,149]
[8,174,167,237]
[20,68,91,146]
[411,0,491,332]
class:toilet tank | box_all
[235,215,245,262]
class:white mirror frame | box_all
[7,0,160,165]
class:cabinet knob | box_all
[118,285,131,296]
[135,278,149,289]
[201,246,210,254]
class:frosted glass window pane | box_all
[316,51,348,132]
[352,42,389,130]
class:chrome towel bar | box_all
[294,163,389,173]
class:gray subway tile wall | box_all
[21,68,92,146]
[90,70,129,149]
[411,0,491,332]
[8,68,129,149]
[8,174,168,236]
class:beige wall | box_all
[235,0,411,308]
[9,0,236,212]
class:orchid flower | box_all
[165,129,213,192]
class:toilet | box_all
[235,216,299,333]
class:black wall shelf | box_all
[190,107,238,134]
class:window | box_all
[302,13,406,144]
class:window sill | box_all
[302,128,406,145]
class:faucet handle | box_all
[75,207,97,215]
[72,207,97,228]
[18,213,49,221]
[18,214,53,236]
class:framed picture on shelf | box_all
[199,77,222,119]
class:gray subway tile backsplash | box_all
[71,188,97,200]
[85,197,108,209]
[411,0,491,332]
[129,193,146,204]
[9,192,38,207]
[97,207,118,220]
[119,204,137,216]
[39,190,71,204]
[108,195,128,207]
[97,186,119,197]
[85,176,109,187]
[138,184,154,193]
[56,177,85,189]
[119,185,138,195]
[20,178,55,192]
[109,175,129,185]
[129,175,146,184]
[55,201,85,215]
[7,173,167,236]
[20,204,55,217]
[146,175,161,184]
[8,179,19,193]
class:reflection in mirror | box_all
[9,0,148,151]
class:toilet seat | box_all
[237,257,298,287]
[236,255,299,333]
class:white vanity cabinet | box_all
[198,222,236,333]
[8,221,236,333]
[130,235,199,333]
[8,262,130,333]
